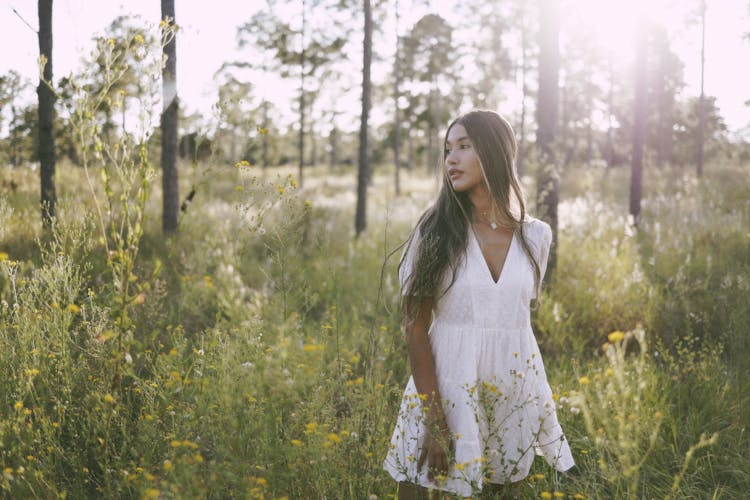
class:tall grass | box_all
[1,27,748,497]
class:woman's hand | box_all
[418,408,454,483]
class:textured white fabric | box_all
[384,217,574,496]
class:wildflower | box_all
[67,303,81,314]
[276,184,285,195]
[133,33,145,44]
[291,439,302,447]
[608,331,625,343]
[257,126,269,135]
[605,368,614,377]
[14,401,23,410]
[107,38,116,47]
[570,407,581,415]
[455,462,466,471]
[289,176,298,188]
[534,473,545,480]
[3,467,13,480]
[540,492,553,499]
[0,252,8,261]
[554,492,565,498]
[25,368,40,377]
[305,422,318,433]
[163,459,173,472]
[170,440,182,448]
[234,160,250,168]
[326,433,342,444]
[303,344,324,353]
[655,411,663,419]
[193,453,204,463]
[573,494,586,499]
[304,200,312,208]
[144,489,160,499]
[578,376,590,385]
[103,394,115,404]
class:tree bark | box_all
[393,1,401,196]
[161,0,179,233]
[298,0,307,187]
[536,0,560,278]
[630,21,647,224]
[38,0,56,227]
[696,0,706,177]
[518,16,528,178]
[355,0,372,237]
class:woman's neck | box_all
[468,187,493,216]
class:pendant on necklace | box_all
[490,222,498,230]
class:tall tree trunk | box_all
[606,53,615,168]
[696,0,706,177]
[393,0,402,196]
[536,0,560,278]
[262,101,269,170]
[355,0,372,236]
[38,0,56,227]
[630,21,647,224]
[298,0,306,187]
[407,129,413,170]
[161,0,179,233]
[518,17,528,178]
[329,126,337,171]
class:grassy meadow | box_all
[0,155,749,499]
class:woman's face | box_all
[445,124,485,194]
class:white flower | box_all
[241,361,254,369]
[570,407,581,415]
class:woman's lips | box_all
[448,168,462,179]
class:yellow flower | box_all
[0,252,8,261]
[25,368,40,377]
[170,440,181,448]
[540,492,553,499]
[66,303,81,314]
[303,344,324,353]
[304,200,312,208]
[573,494,586,499]
[257,126,269,135]
[291,439,302,447]
[305,422,318,433]
[534,473,545,480]
[193,453,204,463]
[455,462,465,471]
[326,433,342,444]
[276,184,285,195]
[578,376,590,385]
[107,38,116,47]
[608,331,625,343]
[134,33,145,44]
[163,459,173,472]
[554,492,565,498]
[14,401,24,410]
[103,394,115,404]
[605,368,614,377]
[144,489,161,499]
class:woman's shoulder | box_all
[521,215,552,244]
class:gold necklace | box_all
[476,211,499,230]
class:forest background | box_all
[0,0,749,498]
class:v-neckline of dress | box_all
[469,226,515,285]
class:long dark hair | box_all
[399,110,543,324]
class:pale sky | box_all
[1,0,749,136]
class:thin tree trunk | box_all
[38,0,56,226]
[407,129,413,170]
[393,0,401,196]
[536,0,560,277]
[329,126,337,171]
[262,101,269,169]
[518,17,528,178]
[606,53,615,168]
[696,0,706,177]
[630,21,647,224]
[161,0,179,233]
[355,0,372,236]
[298,0,306,187]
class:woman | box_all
[383,110,574,498]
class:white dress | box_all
[383,217,574,496]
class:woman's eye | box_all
[460,144,470,149]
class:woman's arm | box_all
[404,296,452,479]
